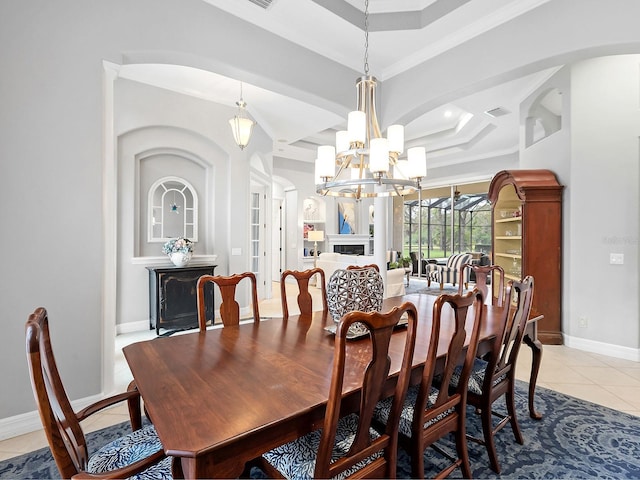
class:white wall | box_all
[521,56,640,353]
[568,55,640,350]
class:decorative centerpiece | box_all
[162,237,194,267]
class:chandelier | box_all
[315,0,426,199]
[229,82,256,150]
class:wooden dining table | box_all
[123,293,542,479]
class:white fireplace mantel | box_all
[326,234,371,255]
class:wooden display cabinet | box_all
[488,170,563,344]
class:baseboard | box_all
[564,334,640,362]
[0,393,105,441]
[116,320,149,335]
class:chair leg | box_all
[481,406,501,474]
[506,383,524,444]
[454,423,472,479]
[410,440,426,480]
[440,281,444,289]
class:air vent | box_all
[484,107,510,118]
[247,0,276,9]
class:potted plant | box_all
[401,256,412,268]
[162,237,194,267]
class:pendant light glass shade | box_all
[229,83,255,150]
[229,115,255,150]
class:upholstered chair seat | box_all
[448,358,508,395]
[374,385,455,438]
[87,425,172,479]
[261,413,383,480]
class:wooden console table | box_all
[146,264,217,335]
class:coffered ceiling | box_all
[118,0,640,180]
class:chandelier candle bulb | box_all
[407,146,427,179]
[387,124,404,154]
[369,137,389,174]
[317,145,336,179]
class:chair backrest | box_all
[459,264,506,306]
[446,253,472,269]
[326,267,384,322]
[315,302,418,479]
[346,263,380,272]
[414,289,485,439]
[197,272,260,330]
[25,307,90,478]
[280,268,327,318]
[485,276,534,386]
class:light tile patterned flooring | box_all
[2,279,639,461]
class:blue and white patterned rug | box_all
[2,381,639,479]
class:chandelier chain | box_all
[363,0,369,75]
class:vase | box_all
[170,252,192,267]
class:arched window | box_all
[148,176,198,242]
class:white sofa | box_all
[316,252,406,298]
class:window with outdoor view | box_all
[403,192,491,260]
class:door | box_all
[250,188,266,299]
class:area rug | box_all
[2,381,639,479]
[406,278,460,296]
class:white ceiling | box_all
[116,0,633,172]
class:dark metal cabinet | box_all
[146,264,217,335]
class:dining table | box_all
[123,292,543,479]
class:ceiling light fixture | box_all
[229,82,256,150]
[315,0,426,200]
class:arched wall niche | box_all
[525,88,563,147]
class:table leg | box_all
[177,454,248,479]
[522,333,543,420]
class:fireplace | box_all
[326,234,371,255]
[334,244,365,255]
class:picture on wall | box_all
[338,202,356,234]
[303,223,315,239]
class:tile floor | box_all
[2,279,639,462]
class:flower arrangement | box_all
[162,237,194,256]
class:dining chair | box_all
[259,302,419,479]
[459,263,506,306]
[25,307,172,479]
[280,268,327,318]
[373,289,486,479]
[326,266,384,322]
[197,272,260,330]
[452,275,534,473]
[346,263,380,272]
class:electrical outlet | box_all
[578,316,588,328]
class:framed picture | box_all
[303,223,315,239]
[338,202,356,234]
